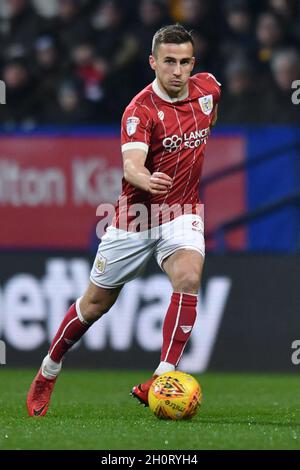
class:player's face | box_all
[149,42,195,98]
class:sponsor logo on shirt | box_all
[158,111,164,121]
[162,134,182,152]
[162,128,210,152]
[198,94,213,115]
[126,116,140,136]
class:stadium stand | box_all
[0,0,299,128]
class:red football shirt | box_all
[114,72,221,230]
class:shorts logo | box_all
[199,94,213,115]
[192,220,200,231]
[163,134,182,152]
[95,253,107,274]
[126,116,140,136]
[158,110,164,121]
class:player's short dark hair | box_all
[152,24,194,57]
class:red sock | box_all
[49,301,90,363]
[161,292,198,366]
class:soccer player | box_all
[27,24,220,416]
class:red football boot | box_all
[26,369,57,417]
[131,375,157,407]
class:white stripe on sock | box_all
[49,316,78,358]
[164,293,183,362]
[176,339,189,367]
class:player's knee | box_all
[173,269,201,294]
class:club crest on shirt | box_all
[126,116,140,136]
[198,94,213,115]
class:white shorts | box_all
[90,214,205,289]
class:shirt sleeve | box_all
[204,73,221,103]
[121,104,153,154]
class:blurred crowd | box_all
[0,0,299,129]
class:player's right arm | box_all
[123,149,172,195]
[121,103,172,195]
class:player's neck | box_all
[152,78,189,103]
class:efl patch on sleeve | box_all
[126,117,140,136]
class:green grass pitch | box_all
[0,369,300,450]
